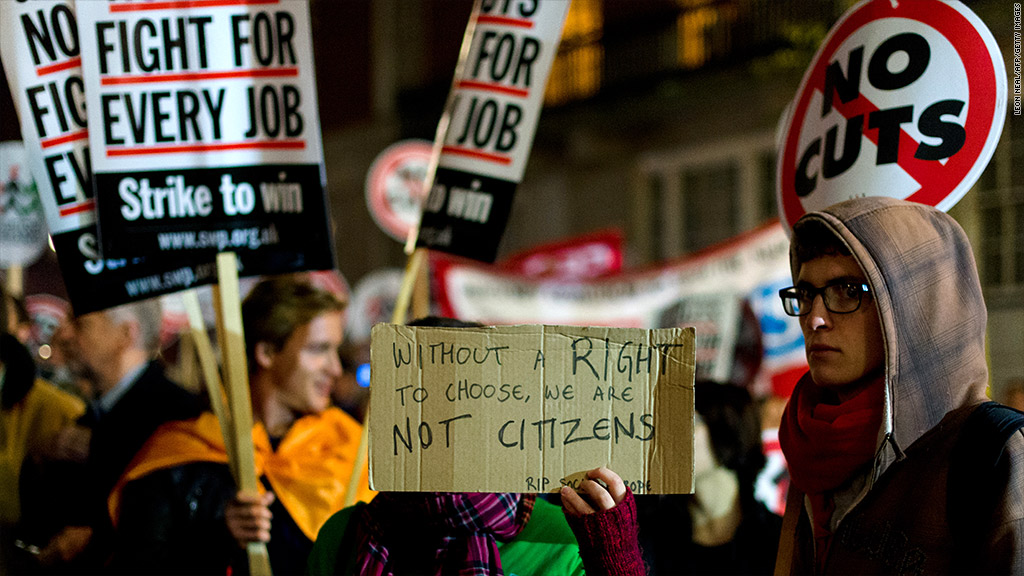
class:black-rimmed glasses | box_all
[778,282,871,317]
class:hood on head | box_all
[790,197,989,463]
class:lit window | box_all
[675,0,738,70]
[545,0,603,106]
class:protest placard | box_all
[415,0,570,262]
[346,268,404,344]
[75,0,333,274]
[0,0,216,313]
[497,229,624,280]
[776,0,1006,232]
[369,323,696,494]
[0,142,48,268]
[365,140,433,242]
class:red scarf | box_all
[355,492,535,576]
[778,374,883,565]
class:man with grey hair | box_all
[37,299,201,570]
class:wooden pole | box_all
[391,248,427,325]
[412,248,430,321]
[181,289,237,482]
[176,331,201,394]
[773,487,802,576]
[214,253,272,576]
[5,264,23,297]
[342,416,369,508]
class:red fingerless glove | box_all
[563,488,646,576]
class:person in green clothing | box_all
[307,317,584,576]
[308,493,583,576]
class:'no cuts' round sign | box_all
[365,140,434,242]
[776,0,1006,232]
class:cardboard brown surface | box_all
[369,324,695,494]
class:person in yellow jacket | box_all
[108,276,374,575]
[1,288,85,573]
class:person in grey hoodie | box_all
[561,197,1024,575]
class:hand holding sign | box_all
[560,467,630,515]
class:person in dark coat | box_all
[634,381,782,575]
[36,298,201,572]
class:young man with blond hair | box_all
[110,275,374,575]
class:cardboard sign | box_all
[416,0,570,262]
[365,140,433,242]
[776,0,1007,232]
[369,323,696,494]
[75,0,333,273]
[434,222,807,391]
[0,0,217,313]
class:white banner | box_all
[436,223,808,391]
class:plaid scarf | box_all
[355,492,535,576]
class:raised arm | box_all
[560,467,646,576]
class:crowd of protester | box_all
[1,197,1022,575]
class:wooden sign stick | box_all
[342,416,369,508]
[4,264,23,297]
[177,332,200,393]
[391,247,427,325]
[181,289,237,482]
[213,252,272,576]
[412,248,431,321]
[344,245,432,506]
